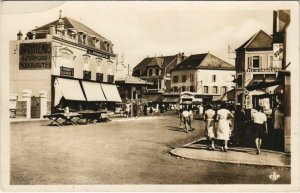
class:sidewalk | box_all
[170,138,291,168]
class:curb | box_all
[169,149,291,168]
[170,138,291,168]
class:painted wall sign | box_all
[19,43,51,70]
[87,49,110,59]
[247,68,280,72]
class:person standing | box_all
[125,102,130,118]
[234,105,245,145]
[143,103,148,116]
[216,103,234,152]
[252,105,268,155]
[273,105,284,151]
[204,104,216,150]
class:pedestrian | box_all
[216,103,234,152]
[149,106,153,116]
[133,102,138,117]
[273,105,283,151]
[204,104,216,150]
[143,103,148,116]
[180,105,193,133]
[252,105,268,155]
[234,105,245,145]
[125,102,130,118]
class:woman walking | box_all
[216,103,234,152]
[204,104,216,150]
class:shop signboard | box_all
[246,68,280,72]
[87,49,110,59]
[19,43,52,70]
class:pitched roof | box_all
[235,30,273,52]
[172,53,234,71]
[133,55,178,76]
[115,74,152,85]
[32,17,108,41]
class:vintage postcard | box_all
[0,1,299,192]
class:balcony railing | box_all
[83,70,91,80]
[96,73,103,82]
[107,75,114,83]
[60,66,74,77]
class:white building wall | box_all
[196,69,235,95]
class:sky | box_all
[0,1,294,70]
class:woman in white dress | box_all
[216,103,234,152]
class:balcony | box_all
[96,73,103,82]
[83,70,91,80]
[107,75,114,83]
[60,66,74,77]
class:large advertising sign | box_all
[19,43,51,70]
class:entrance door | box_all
[31,96,41,118]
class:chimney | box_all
[49,25,55,35]
[17,30,23,40]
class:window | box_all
[190,75,194,82]
[221,86,227,94]
[181,86,186,92]
[173,86,178,92]
[252,56,260,68]
[212,75,216,82]
[182,75,187,82]
[212,86,218,94]
[96,73,103,82]
[190,86,195,92]
[237,75,243,88]
[203,86,208,94]
[148,68,152,76]
[173,76,178,83]
[156,68,159,76]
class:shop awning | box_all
[100,83,122,102]
[54,77,86,106]
[81,81,106,102]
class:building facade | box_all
[9,12,120,118]
[170,53,235,102]
[235,29,283,112]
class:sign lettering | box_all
[19,43,51,70]
[247,68,280,72]
[87,49,110,59]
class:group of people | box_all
[202,103,273,155]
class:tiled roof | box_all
[32,17,108,41]
[133,55,178,76]
[235,30,273,52]
[172,53,234,71]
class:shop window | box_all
[203,86,208,94]
[173,76,178,83]
[182,75,187,82]
[190,74,194,82]
[212,86,218,94]
[212,75,216,82]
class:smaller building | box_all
[170,53,235,103]
[115,74,152,102]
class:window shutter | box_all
[248,56,252,68]
[259,56,262,68]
